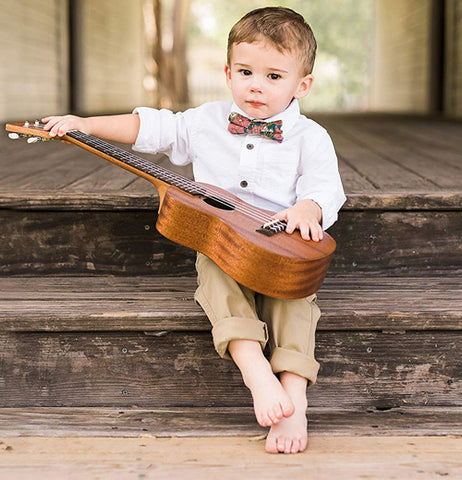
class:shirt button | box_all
[246,143,254,150]
[240,180,248,188]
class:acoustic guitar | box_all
[5,120,336,299]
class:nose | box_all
[249,76,263,93]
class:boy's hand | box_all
[41,115,89,138]
[273,199,323,242]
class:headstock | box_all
[5,120,54,143]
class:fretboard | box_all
[67,130,205,195]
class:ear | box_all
[294,74,314,99]
[224,64,232,89]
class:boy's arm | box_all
[273,199,323,242]
[41,113,140,144]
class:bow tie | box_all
[228,112,283,143]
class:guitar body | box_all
[157,184,336,299]
[5,121,336,299]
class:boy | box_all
[42,7,346,454]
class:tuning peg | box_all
[27,137,40,143]
[8,133,20,140]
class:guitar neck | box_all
[65,130,204,197]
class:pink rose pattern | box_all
[228,113,283,142]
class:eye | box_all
[268,73,281,80]
[239,69,252,76]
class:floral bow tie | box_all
[228,112,283,143]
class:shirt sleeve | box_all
[131,106,195,166]
[296,129,347,230]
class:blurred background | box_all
[0,0,458,120]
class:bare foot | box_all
[228,340,294,427]
[265,372,308,454]
[244,361,295,427]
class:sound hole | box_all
[202,196,235,211]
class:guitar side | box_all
[156,185,336,299]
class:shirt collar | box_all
[229,99,301,138]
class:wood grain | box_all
[2,114,461,212]
[0,436,460,480]
[0,329,459,409]
[1,208,460,276]
[0,407,460,437]
[0,275,461,331]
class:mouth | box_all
[246,100,265,108]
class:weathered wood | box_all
[2,114,461,211]
[327,119,462,190]
[0,210,195,276]
[0,436,460,480]
[0,275,461,331]
[0,407,460,437]
[329,210,462,274]
[0,209,461,276]
[0,330,459,408]
[1,191,461,211]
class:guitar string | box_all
[68,130,287,230]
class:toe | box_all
[299,435,308,452]
[272,406,283,422]
[267,409,278,425]
[265,433,278,454]
[277,436,285,453]
[291,439,300,454]
[284,438,293,454]
[281,398,295,417]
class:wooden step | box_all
[0,406,460,437]
[2,114,461,276]
[1,205,461,276]
[0,275,460,411]
[1,436,460,480]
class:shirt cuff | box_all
[299,191,347,231]
[131,106,160,154]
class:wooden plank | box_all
[337,157,377,193]
[335,120,462,189]
[0,330,459,408]
[0,275,461,331]
[0,436,460,480]
[2,116,461,210]
[329,210,462,275]
[0,191,460,211]
[0,407,460,437]
[352,116,462,167]
[0,209,461,276]
[344,192,462,210]
[327,125,440,191]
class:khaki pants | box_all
[194,253,321,386]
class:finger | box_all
[42,117,60,131]
[272,209,288,221]
[285,218,296,234]
[309,222,324,242]
[50,120,69,137]
[299,222,311,241]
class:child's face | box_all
[225,39,313,120]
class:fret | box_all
[67,130,206,195]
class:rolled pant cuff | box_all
[212,317,269,360]
[270,347,320,387]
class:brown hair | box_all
[227,7,317,75]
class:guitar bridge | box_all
[256,219,287,237]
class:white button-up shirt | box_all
[133,99,346,230]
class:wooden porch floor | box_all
[0,436,460,480]
[1,114,461,209]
